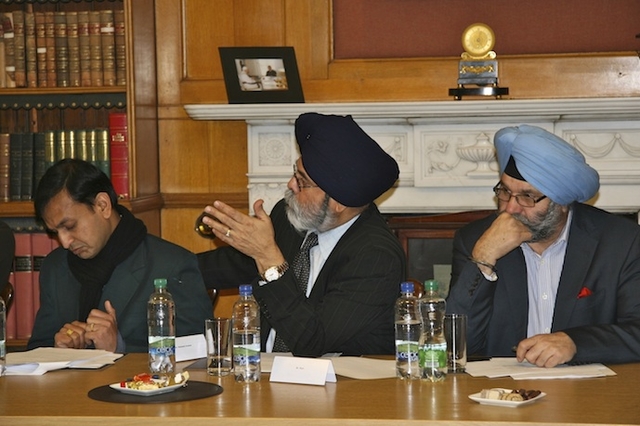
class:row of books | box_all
[0,8,126,89]
[6,230,59,341]
[0,111,129,201]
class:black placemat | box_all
[88,381,223,404]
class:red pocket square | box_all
[577,287,593,299]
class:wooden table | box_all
[1,353,639,425]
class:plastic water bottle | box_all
[419,279,447,382]
[395,281,421,379]
[147,278,176,380]
[0,296,6,377]
[232,284,261,383]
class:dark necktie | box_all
[272,232,319,352]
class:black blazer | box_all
[447,203,640,364]
[198,200,406,357]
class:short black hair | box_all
[34,159,118,224]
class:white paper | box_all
[261,352,395,380]
[464,357,617,380]
[175,334,207,362]
[269,355,336,386]
[5,348,123,376]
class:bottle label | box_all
[233,343,260,364]
[419,346,447,368]
[395,340,419,362]
[148,336,175,357]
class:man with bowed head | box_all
[447,125,640,367]
[198,112,405,357]
[28,159,211,353]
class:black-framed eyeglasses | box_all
[293,164,318,190]
[493,183,547,208]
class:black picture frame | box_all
[219,47,305,104]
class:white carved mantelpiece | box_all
[184,98,640,216]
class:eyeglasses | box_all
[293,164,318,190]
[493,183,547,208]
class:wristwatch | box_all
[261,261,289,282]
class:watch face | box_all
[462,23,495,57]
[264,267,279,281]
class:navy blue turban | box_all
[495,125,600,205]
[295,113,399,207]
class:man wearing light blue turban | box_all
[447,124,640,367]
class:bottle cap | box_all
[153,278,167,289]
[239,284,253,295]
[424,279,440,292]
[400,281,414,293]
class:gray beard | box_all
[513,201,565,243]
[284,189,336,233]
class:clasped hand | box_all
[54,300,118,352]
[515,332,577,367]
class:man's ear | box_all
[94,192,113,218]
[329,198,347,214]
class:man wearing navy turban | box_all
[197,113,405,357]
[447,124,640,367]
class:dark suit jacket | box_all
[29,235,212,353]
[198,200,406,357]
[447,203,640,364]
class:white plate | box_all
[109,382,185,397]
[469,388,546,408]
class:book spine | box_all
[11,10,26,88]
[53,11,69,88]
[34,12,47,88]
[0,133,9,201]
[9,133,22,201]
[74,129,88,162]
[77,11,91,87]
[33,132,46,194]
[20,133,34,201]
[114,9,126,87]
[6,272,17,340]
[55,129,67,161]
[100,10,115,87]
[87,128,98,168]
[14,231,34,340]
[43,11,56,88]
[43,130,56,171]
[66,11,80,87]
[3,13,17,88]
[24,11,37,88]
[88,11,102,87]
[0,14,5,88]
[31,232,53,322]
[64,130,76,160]
[95,128,110,177]
[108,113,129,199]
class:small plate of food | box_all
[469,388,546,408]
[110,371,190,396]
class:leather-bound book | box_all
[53,11,69,87]
[13,231,34,340]
[77,11,91,87]
[0,133,9,201]
[88,11,102,86]
[9,133,22,201]
[2,13,17,88]
[20,132,34,201]
[95,128,110,177]
[43,11,56,87]
[43,130,56,171]
[34,12,47,87]
[114,9,126,86]
[11,10,26,87]
[66,11,80,87]
[32,132,46,194]
[109,113,129,199]
[24,12,37,88]
[74,129,88,161]
[100,10,115,86]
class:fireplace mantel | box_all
[184,98,640,216]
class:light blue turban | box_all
[494,125,600,205]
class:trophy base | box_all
[449,85,509,100]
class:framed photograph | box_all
[219,47,305,104]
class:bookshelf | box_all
[0,0,160,349]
